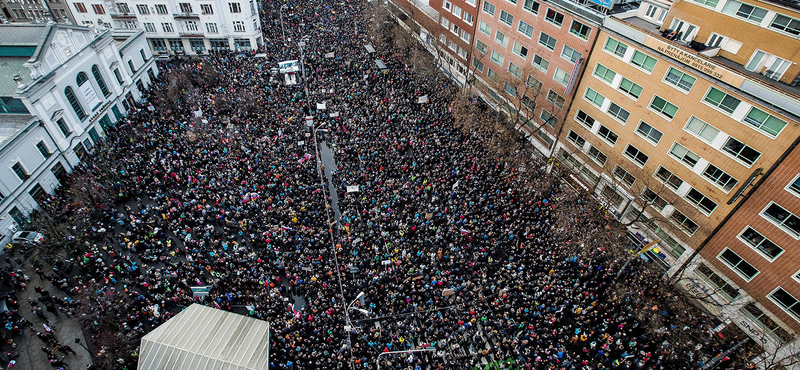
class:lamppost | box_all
[278,4,288,42]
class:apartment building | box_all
[425,0,479,84]
[64,0,263,54]
[470,0,603,156]
[0,23,155,245]
[0,0,75,24]
[553,3,800,362]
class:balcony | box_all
[110,12,137,19]
[173,13,200,19]
[178,31,204,37]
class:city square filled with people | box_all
[0,0,753,369]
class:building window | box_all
[487,68,499,81]
[206,22,218,33]
[443,0,452,10]
[641,188,668,211]
[702,164,738,191]
[720,249,759,279]
[137,4,149,14]
[76,72,89,87]
[623,144,649,167]
[635,121,662,145]
[593,63,616,84]
[617,78,642,99]
[452,5,463,17]
[495,30,509,47]
[567,130,586,148]
[607,103,629,123]
[74,2,87,12]
[630,50,657,72]
[649,96,678,119]
[475,40,488,54]
[613,165,636,188]
[517,20,534,38]
[9,207,26,225]
[664,67,696,92]
[695,263,739,300]
[472,57,484,72]
[584,88,604,108]
[229,2,241,12]
[604,37,627,57]
[722,136,761,166]
[185,20,198,31]
[201,4,213,14]
[155,4,168,14]
[482,1,495,15]
[478,20,491,35]
[704,87,741,114]
[526,75,542,93]
[117,3,130,13]
[508,62,522,79]
[64,86,86,120]
[723,0,768,23]
[464,13,475,25]
[210,39,230,51]
[743,107,787,137]
[770,14,800,36]
[532,54,549,72]
[669,143,700,168]
[503,82,517,97]
[490,50,504,66]
[11,162,29,181]
[575,110,595,129]
[739,226,783,260]
[512,42,528,59]
[587,146,607,166]
[670,209,699,235]
[190,39,205,53]
[233,21,246,32]
[569,20,591,40]
[179,2,192,13]
[788,174,800,196]
[162,22,174,33]
[561,45,582,64]
[692,0,719,7]
[762,202,800,238]
[460,29,471,43]
[597,125,618,146]
[56,118,71,137]
[553,68,569,86]
[655,166,684,191]
[684,116,719,143]
[540,109,556,127]
[0,97,29,114]
[546,90,565,108]
[523,0,540,13]
[144,22,156,32]
[686,187,718,214]
[91,4,104,14]
[128,60,136,74]
[544,8,564,26]
[499,10,513,26]
[90,65,110,97]
[538,32,556,50]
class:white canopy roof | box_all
[139,304,271,370]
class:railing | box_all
[545,0,604,25]
[109,12,137,18]
[173,12,200,18]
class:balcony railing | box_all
[110,12,137,19]
[173,12,200,19]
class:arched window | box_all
[91,65,110,97]
[65,86,86,120]
[76,72,89,86]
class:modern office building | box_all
[63,0,263,54]
[469,0,605,156]
[0,23,156,244]
[0,0,75,24]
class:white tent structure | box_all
[138,304,271,370]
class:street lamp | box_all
[278,4,288,42]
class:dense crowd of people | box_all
[0,0,746,369]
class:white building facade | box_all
[0,23,156,244]
[64,0,263,55]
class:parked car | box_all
[12,231,44,244]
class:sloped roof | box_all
[0,57,32,96]
[0,24,48,47]
[138,304,271,370]
[0,114,34,150]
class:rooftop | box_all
[0,57,32,96]
[0,24,48,47]
[0,114,35,149]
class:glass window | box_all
[538,32,556,50]
[472,57,484,72]
[487,68,499,81]
[495,31,509,47]
[499,10,514,25]
[91,65,110,97]
[723,0,768,23]
[547,90,565,108]
[532,54,549,72]
[490,50,504,66]
[64,86,86,120]
[650,96,678,119]
[607,103,630,123]
[567,130,586,148]
[587,145,607,165]
[593,63,616,83]
[597,125,618,145]
[575,110,595,129]
[36,141,51,158]
[618,78,642,99]
[719,248,759,280]
[636,121,662,144]
[722,137,761,166]
[770,288,800,321]
[508,62,522,79]
[56,118,71,137]
[664,67,696,92]
[684,117,720,143]
[624,144,649,167]
[584,88,604,107]
[642,188,668,211]
[670,209,699,235]
[789,175,800,196]
[11,162,28,181]
[740,226,783,260]
[512,42,528,59]
[762,203,800,237]
[504,82,517,96]
[553,68,570,86]
[545,8,564,26]
[692,0,719,7]
[670,143,700,168]
[482,1,495,15]
[686,187,718,214]
[517,20,534,37]
[569,20,591,40]
[771,14,800,36]
[702,163,738,191]
[523,0,540,13]
[655,166,684,190]
[631,50,657,72]
[604,37,627,57]
[561,45,582,63]
[704,87,741,114]
[613,165,636,187]
[476,39,488,54]
[526,75,542,92]
[743,107,787,137]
